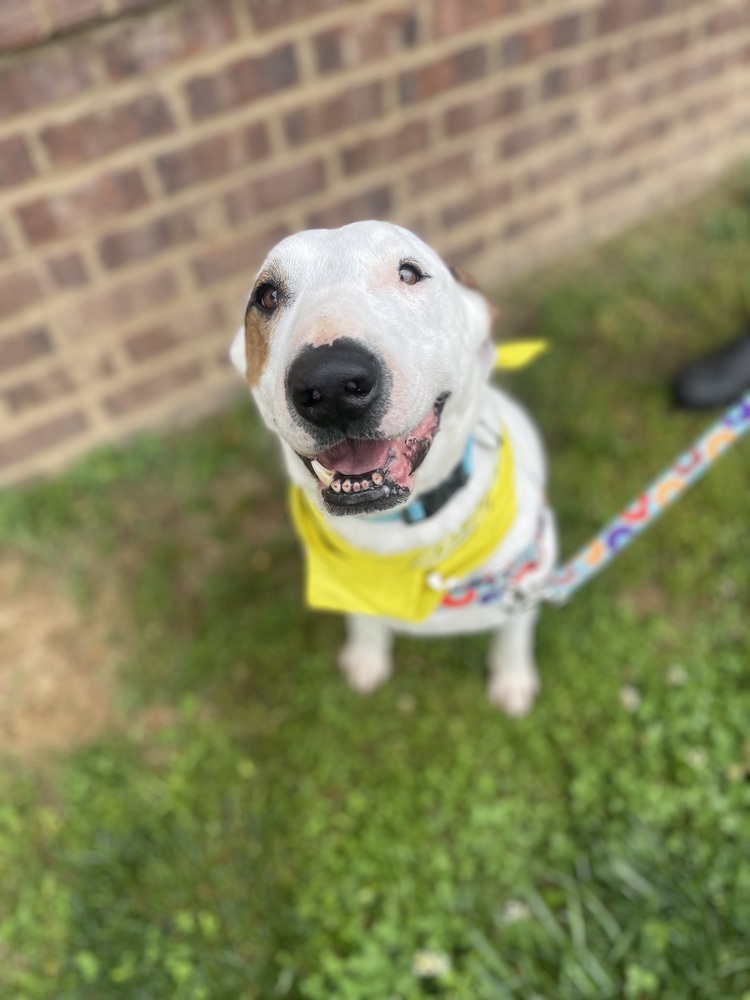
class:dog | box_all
[230,221,557,716]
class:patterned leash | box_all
[541,390,750,607]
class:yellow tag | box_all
[495,340,548,370]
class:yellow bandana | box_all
[289,438,515,622]
[288,339,545,623]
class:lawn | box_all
[2,171,750,1000]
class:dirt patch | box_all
[0,555,120,758]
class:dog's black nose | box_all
[287,339,384,432]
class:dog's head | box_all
[230,221,496,516]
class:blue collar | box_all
[373,438,474,525]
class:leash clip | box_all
[499,581,545,616]
[426,571,461,593]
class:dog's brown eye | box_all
[256,283,279,313]
[399,263,422,285]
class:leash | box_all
[447,390,750,613]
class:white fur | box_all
[230,221,557,715]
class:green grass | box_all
[3,169,750,999]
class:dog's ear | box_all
[229,327,247,375]
[448,265,499,322]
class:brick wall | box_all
[2,0,750,485]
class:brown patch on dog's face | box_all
[448,265,499,322]
[244,306,270,386]
[244,274,282,385]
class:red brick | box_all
[0,326,52,371]
[0,411,89,470]
[103,0,238,79]
[588,50,619,85]
[581,167,644,204]
[609,116,672,156]
[442,181,513,229]
[1,367,76,414]
[284,83,383,146]
[410,152,473,195]
[306,186,392,229]
[47,252,89,289]
[224,160,326,226]
[98,208,200,271]
[192,225,290,286]
[502,204,561,239]
[623,29,690,71]
[433,0,521,39]
[103,361,203,417]
[499,112,577,159]
[526,148,592,192]
[444,236,486,269]
[0,268,44,320]
[186,44,298,121]
[247,0,349,31]
[706,7,749,35]
[0,46,96,121]
[444,85,524,135]
[314,11,418,75]
[59,270,179,341]
[16,169,150,246]
[683,93,731,123]
[500,25,548,66]
[125,302,225,362]
[595,0,669,36]
[46,0,106,32]
[672,52,729,90]
[341,121,430,176]
[0,1,45,52]
[548,13,584,50]
[399,46,488,104]
[0,135,35,189]
[0,226,12,262]
[595,1,636,35]
[541,66,574,101]
[155,121,269,194]
[42,94,175,168]
[116,0,163,11]
[542,59,600,101]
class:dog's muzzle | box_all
[297,395,449,516]
[287,339,449,516]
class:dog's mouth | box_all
[299,395,448,515]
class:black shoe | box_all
[672,326,750,409]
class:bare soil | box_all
[0,555,119,757]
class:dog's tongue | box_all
[314,406,442,491]
[317,438,392,476]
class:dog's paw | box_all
[487,666,540,717]
[338,645,392,694]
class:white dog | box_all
[230,221,557,716]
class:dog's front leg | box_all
[338,614,394,694]
[487,608,540,717]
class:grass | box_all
[2,169,750,998]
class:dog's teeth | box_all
[331,480,342,493]
[372,472,383,485]
[353,482,361,492]
[361,479,370,490]
[311,459,335,487]
[342,480,352,493]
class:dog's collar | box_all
[373,439,474,525]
